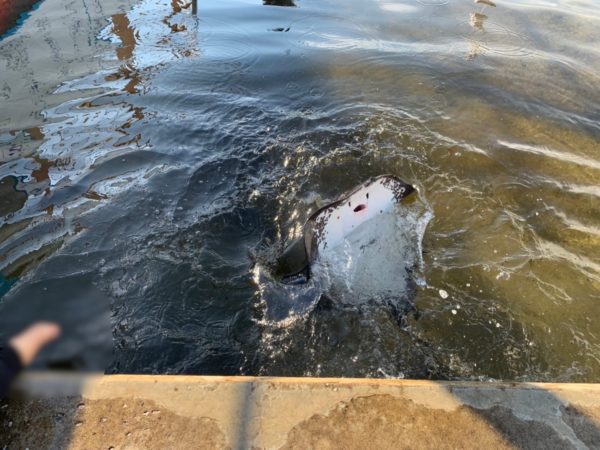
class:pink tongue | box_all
[353,204,367,213]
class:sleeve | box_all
[0,344,23,399]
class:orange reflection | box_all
[31,157,53,183]
[107,13,141,94]
[112,13,137,61]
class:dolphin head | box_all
[278,175,416,284]
[305,175,415,261]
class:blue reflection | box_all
[0,273,16,300]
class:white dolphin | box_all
[280,175,417,285]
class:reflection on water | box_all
[0,0,599,380]
[264,0,296,6]
[0,176,27,217]
[0,0,41,37]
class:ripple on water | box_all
[416,0,449,5]
[462,19,534,58]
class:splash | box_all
[253,191,432,322]
[315,201,432,304]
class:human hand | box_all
[8,322,61,367]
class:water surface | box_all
[0,0,599,380]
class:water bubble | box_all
[496,271,510,281]
[439,289,449,299]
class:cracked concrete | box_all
[1,374,600,449]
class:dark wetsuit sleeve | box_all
[0,344,22,399]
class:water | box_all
[0,0,599,380]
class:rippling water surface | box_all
[0,0,599,380]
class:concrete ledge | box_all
[2,374,600,449]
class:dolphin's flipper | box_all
[276,236,310,284]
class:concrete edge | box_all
[3,373,600,449]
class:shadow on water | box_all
[0,176,27,218]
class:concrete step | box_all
[2,374,600,449]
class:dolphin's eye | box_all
[399,187,405,194]
[366,193,369,199]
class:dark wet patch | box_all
[282,395,514,450]
[0,395,228,450]
[263,0,296,6]
[0,176,27,217]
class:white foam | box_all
[254,195,432,322]
[312,202,431,304]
